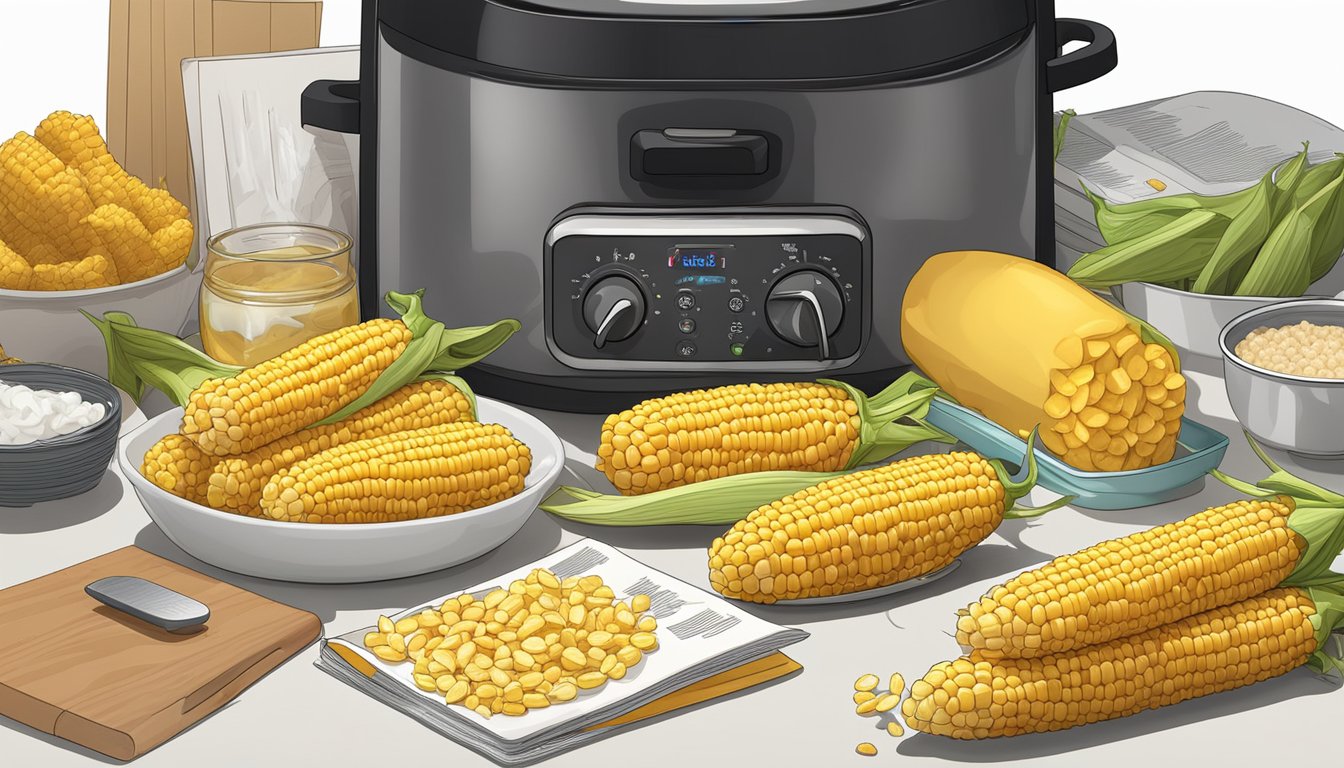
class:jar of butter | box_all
[199,223,358,366]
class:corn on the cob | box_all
[141,434,213,505]
[36,110,190,233]
[83,203,187,284]
[206,379,472,513]
[0,132,102,261]
[30,253,120,290]
[597,375,950,496]
[181,318,413,456]
[957,497,1303,659]
[902,250,1185,472]
[960,436,1344,660]
[707,440,1061,604]
[258,421,531,523]
[903,587,1344,739]
[0,238,33,290]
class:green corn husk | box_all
[1067,209,1228,289]
[1084,186,1212,245]
[1053,109,1076,163]
[828,373,956,469]
[1211,432,1344,676]
[83,290,519,425]
[1305,155,1344,282]
[1269,142,1312,216]
[1235,169,1344,296]
[1212,434,1344,587]
[1191,167,1276,294]
[542,430,1072,527]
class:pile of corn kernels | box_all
[1234,320,1344,379]
[851,672,906,756]
[363,568,657,718]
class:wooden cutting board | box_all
[0,546,321,760]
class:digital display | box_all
[669,245,732,270]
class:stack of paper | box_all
[1054,91,1344,271]
[318,540,807,766]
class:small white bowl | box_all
[118,397,565,583]
[0,258,201,377]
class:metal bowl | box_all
[0,363,122,507]
[1119,257,1344,359]
[1220,299,1344,457]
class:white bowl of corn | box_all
[0,262,201,378]
[0,110,199,376]
[118,397,566,583]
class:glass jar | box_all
[200,223,358,366]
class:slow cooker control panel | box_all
[546,214,868,371]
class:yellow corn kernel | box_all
[886,721,904,737]
[363,569,655,715]
[856,743,878,757]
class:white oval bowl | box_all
[118,397,564,583]
[0,260,201,376]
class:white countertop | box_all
[3,354,1342,767]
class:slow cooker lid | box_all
[503,0,948,18]
[377,0,1035,84]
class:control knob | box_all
[582,273,646,348]
[766,269,844,359]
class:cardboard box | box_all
[106,0,322,213]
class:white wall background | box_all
[0,1,1340,143]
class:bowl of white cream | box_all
[0,364,121,507]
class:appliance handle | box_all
[301,79,361,134]
[1047,18,1117,92]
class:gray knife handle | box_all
[85,576,210,632]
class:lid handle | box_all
[1048,18,1118,93]
[632,129,769,177]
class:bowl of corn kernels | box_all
[1220,298,1344,456]
[0,110,200,377]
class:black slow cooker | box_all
[302,0,1116,412]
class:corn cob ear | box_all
[1214,432,1344,588]
[83,290,514,416]
[311,291,518,426]
[826,373,956,469]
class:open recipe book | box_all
[317,540,807,765]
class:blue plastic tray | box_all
[924,398,1229,510]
